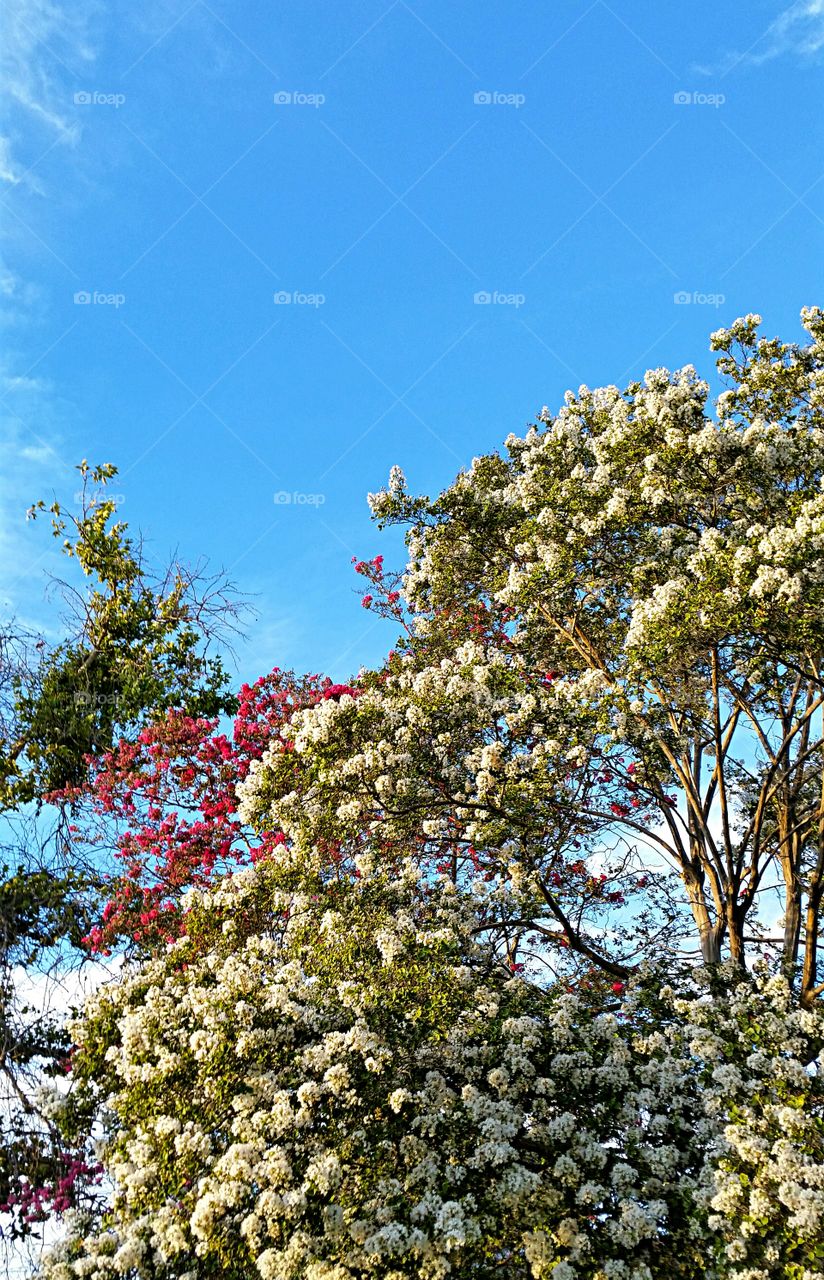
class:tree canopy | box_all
[7,312,824,1279]
[241,309,824,999]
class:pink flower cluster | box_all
[0,1154,102,1226]
[77,670,347,952]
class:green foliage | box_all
[2,462,235,806]
[0,864,93,964]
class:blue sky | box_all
[2,0,823,685]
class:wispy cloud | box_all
[756,0,824,60]
[0,412,69,626]
[698,0,824,74]
[0,136,25,186]
[0,0,102,186]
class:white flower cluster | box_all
[237,639,605,871]
[40,866,824,1280]
[367,465,408,520]
[373,312,824,681]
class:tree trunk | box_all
[683,863,723,965]
[800,815,824,1007]
[777,796,804,969]
[726,899,745,966]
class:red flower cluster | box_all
[77,670,345,952]
[0,1155,102,1226]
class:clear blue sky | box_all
[2,0,823,684]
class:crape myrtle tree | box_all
[31,314,824,1278]
[60,669,355,955]
[0,462,244,1240]
[39,861,824,1280]
[238,308,824,1004]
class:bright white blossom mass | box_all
[39,863,824,1280]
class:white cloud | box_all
[0,136,24,186]
[698,0,824,73]
[756,0,824,61]
[0,0,101,186]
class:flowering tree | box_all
[240,310,824,1002]
[27,312,824,1276]
[40,861,824,1280]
